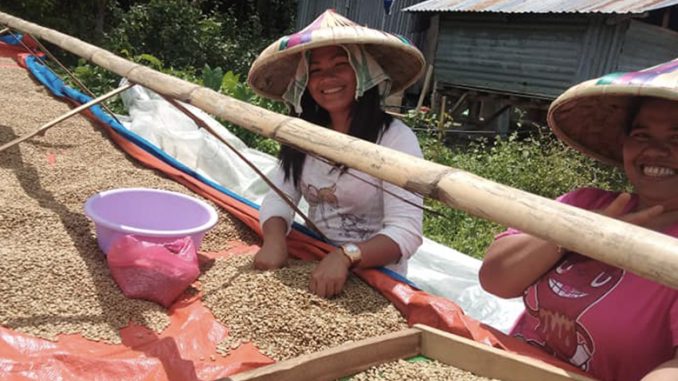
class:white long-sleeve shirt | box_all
[259,119,424,276]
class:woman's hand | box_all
[309,249,351,298]
[253,239,288,270]
[599,193,663,226]
[254,217,289,270]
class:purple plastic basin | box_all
[84,188,218,254]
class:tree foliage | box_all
[1,0,297,75]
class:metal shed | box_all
[405,0,678,135]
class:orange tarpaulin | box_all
[0,38,589,380]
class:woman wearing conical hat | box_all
[248,10,426,298]
[479,60,678,380]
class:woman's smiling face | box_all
[623,98,678,209]
[306,46,357,116]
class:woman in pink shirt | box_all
[480,60,678,381]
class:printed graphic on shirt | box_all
[305,183,338,228]
[303,181,372,240]
[517,254,624,370]
[337,213,371,240]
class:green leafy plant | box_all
[417,130,628,258]
[202,64,224,91]
[135,53,163,70]
[217,70,285,156]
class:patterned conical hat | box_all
[247,9,425,101]
[548,59,678,166]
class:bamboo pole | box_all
[0,82,134,152]
[2,11,678,289]
[415,64,433,111]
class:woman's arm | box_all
[641,351,678,381]
[373,120,424,261]
[310,234,402,298]
[479,233,565,299]
[254,168,302,270]
[254,217,289,270]
[479,193,665,299]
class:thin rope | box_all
[159,94,331,243]
[307,152,450,219]
[5,28,124,126]
[164,90,448,221]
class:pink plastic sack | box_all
[107,235,200,307]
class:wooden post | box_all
[3,11,678,289]
[415,64,434,111]
[662,8,672,28]
[437,95,447,141]
[448,93,468,116]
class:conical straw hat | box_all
[247,9,425,101]
[548,58,678,166]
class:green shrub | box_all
[105,0,226,70]
[217,70,284,157]
[418,129,628,259]
[104,0,279,77]
[64,53,198,114]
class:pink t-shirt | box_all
[499,188,678,381]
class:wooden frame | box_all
[218,325,596,381]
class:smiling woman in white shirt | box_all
[247,9,426,298]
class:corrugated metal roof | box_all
[405,0,678,14]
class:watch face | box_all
[343,243,360,255]
[341,243,362,266]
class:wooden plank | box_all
[416,325,597,381]
[416,64,434,111]
[219,328,421,381]
[437,95,447,140]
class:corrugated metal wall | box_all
[435,14,595,99]
[296,0,343,27]
[296,0,425,44]
[574,16,628,83]
[617,19,678,71]
[434,14,638,99]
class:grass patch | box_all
[418,129,628,258]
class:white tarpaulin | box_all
[117,83,524,333]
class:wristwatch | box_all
[340,243,362,268]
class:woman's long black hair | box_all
[279,86,393,187]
